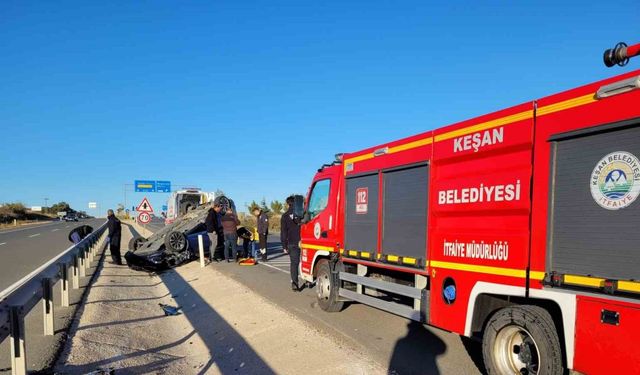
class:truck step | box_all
[339,272,422,299]
[339,288,422,321]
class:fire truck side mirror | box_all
[301,211,311,224]
[293,195,305,221]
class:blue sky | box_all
[1,1,638,215]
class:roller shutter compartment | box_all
[345,173,379,254]
[549,121,640,281]
[381,165,429,262]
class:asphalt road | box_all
[134,222,484,375]
[143,216,165,233]
[140,223,486,375]
[214,238,484,375]
[0,218,107,373]
[0,218,105,291]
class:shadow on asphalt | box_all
[388,321,446,375]
[128,225,276,375]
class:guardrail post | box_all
[9,306,27,375]
[87,241,94,264]
[72,255,80,288]
[79,250,86,278]
[198,235,206,268]
[88,243,94,263]
[42,278,54,336]
[85,245,92,269]
[92,236,98,257]
[60,263,70,307]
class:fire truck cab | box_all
[299,51,640,374]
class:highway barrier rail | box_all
[0,222,108,375]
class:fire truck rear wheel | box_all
[316,259,343,312]
[482,305,563,375]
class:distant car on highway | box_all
[63,213,78,222]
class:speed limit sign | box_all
[138,212,151,224]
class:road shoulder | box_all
[56,225,385,374]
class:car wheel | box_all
[164,231,187,253]
[128,236,148,251]
[482,305,563,375]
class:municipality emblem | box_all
[590,151,640,210]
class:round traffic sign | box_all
[138,212,151,224]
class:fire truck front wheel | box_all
[316,259,344,312]
[482,305,563,375]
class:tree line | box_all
[0,201,80,224]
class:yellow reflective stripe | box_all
[618,280,640,293]
[360,251,371,259]
[561,274,640,293]
[529,271,546,281]
[402,257,417,265]
[536,93,596,116]
[434,110,532,142]
[388,137,433,153]
[348,250,358,257]
[387,254,399,262]
[344,92,597,170]
[301,243,334,251]
[430,260,544,280]
[564,274,604,288]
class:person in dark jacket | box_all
[221,208,241,262]
[107,209,122,265]
[281,196,301,291]
[205,203,223,261]
[253,208,269,262]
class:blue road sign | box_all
[162,205,168,211]
[157,180,172,193]
[135,180,156,192]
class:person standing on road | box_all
[221,207,241,262]
[205,203,223,262]
[253,207,269,262]
[107,209,122,265]
[281,196,301,291]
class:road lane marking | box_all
[260,262,289,274]
[0,242,6,246]
[29,233,41,238]
[51,229,60,232]
[0,222,58,235]
[65,226,70,228]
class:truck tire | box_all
[315,259,344,312]
[164,231,187,253]
[128,236,148,251]
[482,305,563,375]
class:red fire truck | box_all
[298,42,640,375]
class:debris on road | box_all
[159,303,182,316]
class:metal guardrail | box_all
[0,222,108,375]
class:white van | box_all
[165,189,216,225]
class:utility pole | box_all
[44,197,49,213]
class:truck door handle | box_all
[321,231,328,238]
